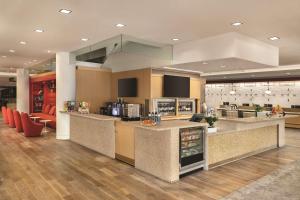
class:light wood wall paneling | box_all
[75,66,112,113]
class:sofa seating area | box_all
[31,104,56,129]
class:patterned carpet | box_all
[222,159,300,200]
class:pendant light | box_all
[265,81,272,95]
[229,83,236,95]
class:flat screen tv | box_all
[118,78,137,97]
[163,75,190,98]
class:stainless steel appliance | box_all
[178,99,196,115]
[123,104,140,118]
[152,98,176,116]
[179,126,205,175]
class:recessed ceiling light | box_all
[231,22,243,26]
[20,41,27,45]
[172,38,180,41]
[115,23,126,28]
[220,65,226,68]
[286,72,291,75]
[9,49,15,53]
[33,60,37,62]
[202,62,208,65]
[47,50,51,53]
[81,38,88,41]
[1,55,7,58]
[269,36,280,41]
[59,9,72,14]
[34,29,44,33]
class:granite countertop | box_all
[134,120,207,131]
[60,111,120,121]
[218,116,286,123]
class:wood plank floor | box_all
[0,123,300,200]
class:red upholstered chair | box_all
[7,108,15,128]
[1,106,9,124]
[13,110,23,133]
[43,105,51,114]
[20,113,43,137]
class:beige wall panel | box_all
[151,74,163,98]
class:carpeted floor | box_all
[222,147,300,200]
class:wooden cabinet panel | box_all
[190,78,201,98]
[115,121,135,164]
[151,75,163,98]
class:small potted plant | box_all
[254,104,265,117]
[205,115,218,133]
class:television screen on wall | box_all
[163,75,190,98]
[118,78,137,97]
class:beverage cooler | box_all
[178,99,196,115]
[152,98,176,116]
[179,126,205,175]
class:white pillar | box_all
[56,52,76,140]
[16,69,30,113]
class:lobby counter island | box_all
[63,112,286,183]
[207,116,286,168]
[65,112,119,158]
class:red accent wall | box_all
[30,73,56,113]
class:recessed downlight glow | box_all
[81,38,88,41]
[172,38,179,41]
[202,62,208,65]
[47,50,51,53]
[231,22,243,26]
[116,23,126,28]
[20,41,27,45]
[9,49,15,53]
[59,9,72,14]
[34,29,44,33]
[1,55,7,58]
[229,90,236,95]
[269,36,280,41]
[265,90,272,95]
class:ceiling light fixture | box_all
[116,23,126,28]
[59,9,72,14]
[81,38,88,41]
[202,62,208,65]
[265,81,272,94]
[34,29,44,33]
[229,83,236,95]
[269,36,280,41]
[47,50,51,53]
[9,49,15,53]
[20,41,27,45]
[172,38,179,41]
[1,55,7,58]
[231,21,243,26]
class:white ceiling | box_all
[1,0,300,71]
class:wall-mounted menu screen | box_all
[118,78,137,97]
[163,75,190,98]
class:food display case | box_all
[179,126,205,175]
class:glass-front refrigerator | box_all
[179,126,205,175]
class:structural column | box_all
[56,52,76,140]
[16,68,30,113]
